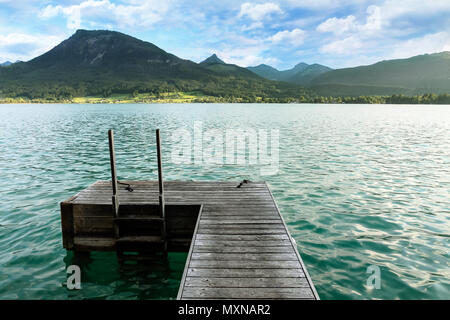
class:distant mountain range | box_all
[0,30,308,100]
[309,52,450,96]
[247,63,332,85]
[247,52,450,96]
[0,60,20,67]
[0,29,448,101]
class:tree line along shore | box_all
[1,92,449,104]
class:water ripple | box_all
[0,103,449,299]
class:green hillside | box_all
[247,62,332,84]
[0,30,311,101]
[311,52,450,96]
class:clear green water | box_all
[0,103,448,300]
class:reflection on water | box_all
[62,251,187,300]
[0,103,449,299]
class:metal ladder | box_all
[108,129,167,260]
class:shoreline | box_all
[1,100,449,105]
[1,92,449,105]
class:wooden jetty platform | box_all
[60,130,319,300]
[61,180,318,300]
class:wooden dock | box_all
[60,180,319,300]
[60,129,318,299]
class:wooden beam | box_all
[60,197,75,249]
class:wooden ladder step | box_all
[114,216,164,222]
[116,236,165,244]
[116,235,166,253]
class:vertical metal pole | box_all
[108,130,118,196]
[108,130,119,239]
[156,129,167,250]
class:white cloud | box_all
[317,5,382,36]
[241,22,264,31]
[39,0,170,29]
[214,45,279,67]
[238,2,282,21]
[320,35,363,54]
[317,5,384,55]
[281,0,370,9]
[316,15,357,35]
[269,28,306,46]
[375,0,450,22]
[364,5,382,33]
[0,33,63,62]
[391,31,450,59]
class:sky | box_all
[0,0,449,69]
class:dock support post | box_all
[108,129,120,238]
[156,129,167,252]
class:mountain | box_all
[286,64,333,85]
[0,29,310,100]
[247,62,332,85]
[7,29,210,82]
[0,61,19,67]
[247,64,280,80]
[280,63,310,79]
[200,54,225,65]
[200,54,260,79]
[310,52,450,96]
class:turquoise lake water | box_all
[0,103,448,300]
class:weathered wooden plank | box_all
[75,193,272,199]
[195,234,289,241]
[79,188,270,194]
[73,216,196,235]
[198,215,281,220]
[191,253,299,261]
[201,205,277,210]
[198,223,285,229]
[194,239,293,247]
[72,204,199,217]
[73,236,115,251]
[184,277,310,288]
[75,190,271,196]
[201,213,278,217]
[200,219,282,224]
[75,198,275,204]
[91,180,267,187]
[181,287,314,299]
[73,204,113,217]
[73,217,114,236]
[189,260,301,269]
[187,268,305,278]
[196,229,287,235]
[193,246,294,254]
[74,199,275,205]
